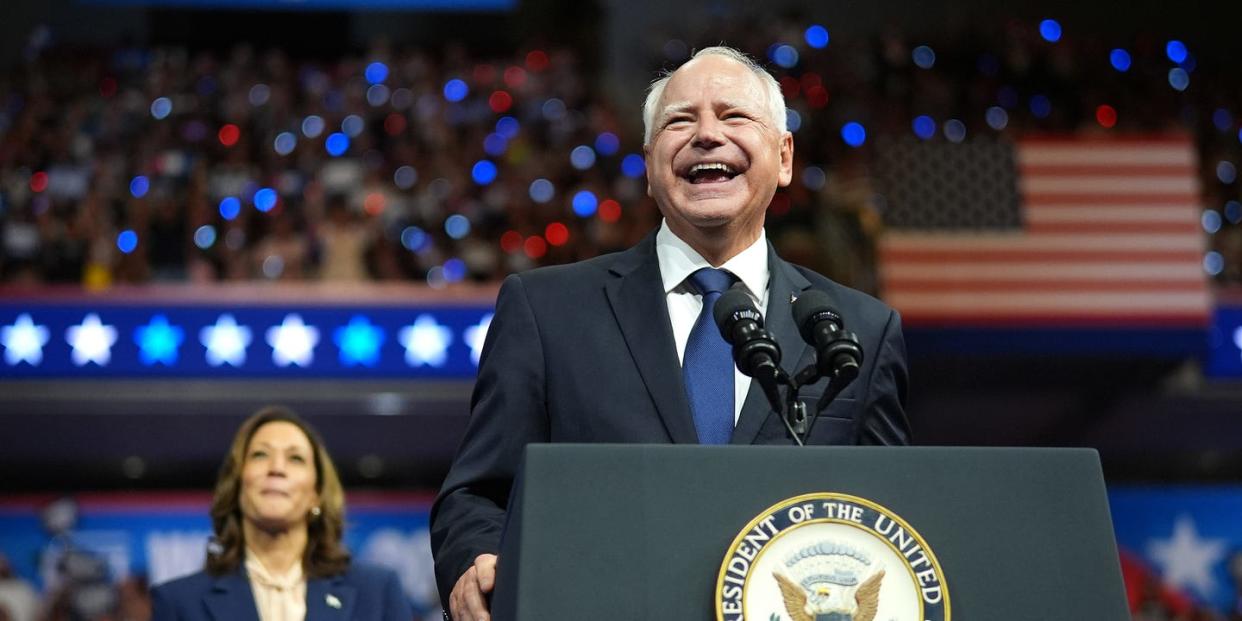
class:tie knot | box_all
[689,268,735,297]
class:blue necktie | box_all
[683,268,736,444]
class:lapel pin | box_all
[790,293,798,304]
[326,594,342,609]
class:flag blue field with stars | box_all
[1109,486,1242,612]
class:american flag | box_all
[875,136,1210,327]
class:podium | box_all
[492,445,1129,620]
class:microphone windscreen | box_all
[792,290,843,343]
[713,288,760,342]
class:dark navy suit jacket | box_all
[151,564,412,621]
[429,232,910,607]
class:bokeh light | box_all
[117,230,138,254]
[944,119,967,143]
[1039,19,1062,43]
[483,133,508,157]
[1168,68,1190,91]
[912,46,936,69]
[545,222,569,246]
[1166,40,1188,64]
[325,132,349,157]
[150,97,172,120]
[985,107,1009,130]
[129,176,150,199]
[274,132,297,156]
[365,61,389,84]
[1213,108,1233,132]
[301,115,325,138]
[802,166,826,191]
[541,98,567,121]
[472,160,498,185]
[1029,95,1052,119]
[1203,210,1223,234]
[1204,251,1224,276]
[805,25,830,49]
[496,116,520,139]
[342,115,365,138]
[218,124,241,147]
[786,109,802,132]
[841,122,866,147]
[1110,49,1131,72]
[489,90,513,113]
[1096,105,1118,128]
[1218,161,1237,184]
[445,214,471,239]
[621,154,646,178]
[594,132,620,156]
[771,44,799,69]
[401,226,429,251]
[219,197,241,220]
[194,225,217,249]
[443,258,467,282]
[443,79,469,102]
[598,199,622,223]
[394,165,418,189]
[524,235,548,259]
[29,171,48,193]
[572,191,598,217]
[1226,200,1242,224]
[529,178,555,203]
[913,115,936,140]
[570,145,596,170]
[366,84,390,107]
[248,84,270,106]
[253,188,278,213]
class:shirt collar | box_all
[244,548,304,589]
[655,219,769,301]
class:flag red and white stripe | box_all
[879,137,1210,326]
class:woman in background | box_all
[152,406,412,621]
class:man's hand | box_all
[448,553,498,621]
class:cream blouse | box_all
[245,551,307,621]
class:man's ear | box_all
[777,132,794,187]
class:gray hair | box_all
[641,45,787,146]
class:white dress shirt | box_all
[245,550,307,621]
[655,220,770,425]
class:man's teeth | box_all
[689,162,736,175]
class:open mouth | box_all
[685,162,741,184]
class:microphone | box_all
[713,286,786,416]
[792,290,863,384]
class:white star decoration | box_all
[65,313,118,366]
[1148,514,1227,599]
[398,314,452,367]
[266,314,319,367]
[2,313,50,366]
[200,314,253,367]
[465,313,493,366]
[1234,327,1242,361]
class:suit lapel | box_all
[306,575,357,621]
[604,233,699,443]
[203,571,261,621]
[731,246,812,444]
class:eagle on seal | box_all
[773,568,884,621]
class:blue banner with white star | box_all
[0,303,493,378]
[1109,486,1242,612]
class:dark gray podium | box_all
[492,445,1129,620]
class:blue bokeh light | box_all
[1039,19,1062,43]
[194,225,217,249]
[541,98,567,121]
[1030,95,1052,119]
[841,122,866,147]
[483,133,508,157]
[129,176,150,199]
[445,214,471,239]
[786,109,802,132]
[325,132,350,157]
[341,115,365,138]
[1226,200,1242,224]
[1218,161,1237,184]
[1110,49,1132,72]
[219,197,241,220]
[472,160,498,185]
[394,166,418,190]
[117,230,138,254]
[1214,109,1234,132]
[1168,68,1190,91]
[621,154,646,178]
[1203,210,1223,234]
[572,191,598,217]
[443,79,469,102]
[274,132,297,156]
[150,97,172,120]
[1166,40,1188,64]
[365,61,389,85]
[570,145,596,170]
[985,106,1009,130]
[771,45,799,69]
[253,188,278,212]
[366,84,390,107]
[1204,251,1225,276]
[496,116,520,139]
[913,115,936,140]
[400,226,429,251]
[594,132,620,156]
[912,46,936,69]
[944,119,967,143]
[443,258,467,282]
[529,178,555,203]
[805,25,830,49]
[301,115,325,138]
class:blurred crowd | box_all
[2,15,1241,292]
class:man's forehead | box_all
[657,57,765,112]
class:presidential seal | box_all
[716,493,949,621]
